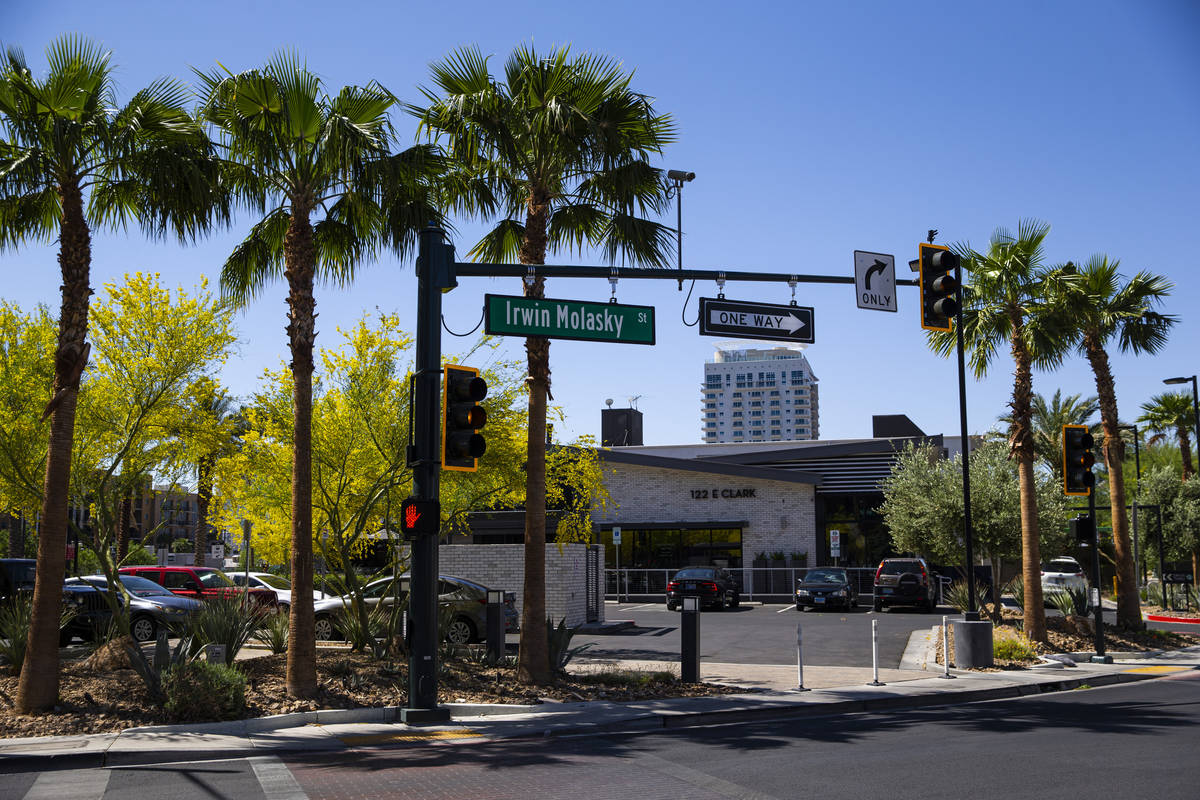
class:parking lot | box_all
[576,600,945,669]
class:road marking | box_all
[338,728,482,746]
[249,755,309,800]
[777,605,796,614]
[1123,665,1191,675]
[23,768,110,800]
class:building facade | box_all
[702,343,819,443]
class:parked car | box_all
[665,567,741,611]
[66,574,202,642]
[1040,556,1088,599]
[0,558,36,604]
[119,566,277,609]
[872,558,938,612]
[795,568,857,611]
[313,575,518,644]
[229,571,328,609]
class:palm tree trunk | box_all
[16,181,91,713]
[1083,336,1141,628]
[1009,315,1046,642]
[517,188,552,685]
[284,207,318,698]
[1177,427,1194,480]
[194,457,213,566]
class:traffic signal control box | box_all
[918,243,959,332]
[1062,424,1096,496]
[442,364,487,472]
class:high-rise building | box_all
[702,342,819,443]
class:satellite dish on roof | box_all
[605,398,613,408]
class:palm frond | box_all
[219,207,289,303]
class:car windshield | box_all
[879,561,922,575]
[672,568,715,580]
[254,574,291,590]
[195,569,234,588]
[118,575,173,596]
[1045,560,1080,573]
[804,570,846,584]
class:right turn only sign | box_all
[854,251,897,312]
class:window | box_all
[706,375,722,388]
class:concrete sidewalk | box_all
[3,644,1198,774]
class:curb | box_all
[1146,614,1200,625]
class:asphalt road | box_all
[9,669,1197,799]
[577,600,949,668]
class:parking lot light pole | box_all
[681,596,700,682]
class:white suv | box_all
[1041,557,1088,598]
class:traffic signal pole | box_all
[953,261,979,621]
[402,227,451,723]
[1088,487,1109,662]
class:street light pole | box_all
[666,169,695,290]
[1163,374,1200,465]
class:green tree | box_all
[195,53,442,696]
[880,441,1070,621]
[0,302,55,527]
[0,37,225,712]
[1138,391,1196,480]
[1139,468,1200,586]
[413,44,675,683]
[928,220,1072,642]
[179,381,242,567]
[1055,255,1175,628]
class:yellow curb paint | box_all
[339,729,482,745]
[1123,665,1189,675]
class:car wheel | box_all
[314,615,336,641]
[666,601,678,611]
[729,593,740,609]
[446,616,475,645]
[873,600,883,612]
[722,592,735,611]
[131,615,157,643]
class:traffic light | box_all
[399,497,440,538]
[1069,514,1095,545]
[918,243,959,332]
[1062,424,1096,496]
[442,364,487,472]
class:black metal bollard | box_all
[486,589,504,665]
[681,596,700,682]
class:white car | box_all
[230,571,328,609]
[1041,557,1088,598]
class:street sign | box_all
[854,251,897,312]
[698,298,814,343]
[612,526,621,545]
[1164,572,1194,585]
[484,294,655,345]
[829,529,841,557]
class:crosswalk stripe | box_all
[249,755,309,800]
[23,767,110,800]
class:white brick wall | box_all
[429,543,603,629]
[593,463,816,563]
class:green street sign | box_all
[483,294,655,345]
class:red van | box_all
[119,566,277,608]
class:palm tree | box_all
[0,36,224,712]
[412,44,675,683]
[1001,390,1098,474]
[1055,256,1175,628]
[195,53,441,697]
[189,386,242,566]
[1139,391,1196,479]
[929,220,1072,642]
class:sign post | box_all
[829,529,841,566]
[612,527,622,602]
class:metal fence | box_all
[605,567,952,605]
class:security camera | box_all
[667,169,696,182]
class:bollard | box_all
[939,615,955,679]
[793,622,810,692]
[485,589,504,666]
[680,596,700,682]
[868,618,885,686]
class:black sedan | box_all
[665,567,740,611]
[795,568,857,611]
[66,574,202,642]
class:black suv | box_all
[872,558,938,612]
[666,567,740,611]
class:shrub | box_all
[163,660,246,721]
[254,610,289,654]
[546,617,593,673]
[0,594,76,675]
[944,581,988,615]
[1047,590,1076,617]
[187,596,266,665]
[1004,574,1025,611]
[993,633,1037,661]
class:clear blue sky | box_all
[3,0,1198,446]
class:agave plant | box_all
[944,581,990,616]
[254,611,290,655]
[186,597,267,666]
[1004,574,1026,611]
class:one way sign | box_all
[699,298,814,343]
